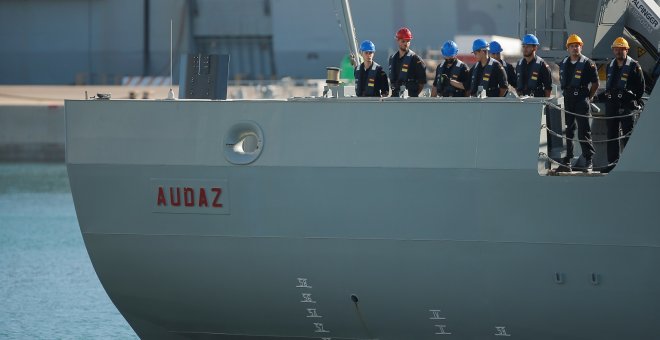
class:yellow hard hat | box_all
[566,34,583,48]
[611,37,629,49]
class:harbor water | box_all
[0,164,137,339]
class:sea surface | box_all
[0,164,138,339]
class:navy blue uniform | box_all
[354,62,390,97]
[468,57,509,97]
[389,50,427,97]
[559,55,598,162]
[499,59,517,89]
[515,56,552,97]
[602,56,645,170]
[432,59,469,97]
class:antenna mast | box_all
[340,0,361,65]
[167,19,175,99]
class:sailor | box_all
[559,34,598,172]
[389,27,427,97]
[598,37,645,172]
[431,40,469,97]
[514,34,552,98]
[489,41,517,89]
[353,40,390,97]
[468,39,509,97]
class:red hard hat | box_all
[395,27,413,40]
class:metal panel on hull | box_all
[65,98,545,169]
[65,96,660,339]
[82,232,660,339]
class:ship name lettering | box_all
[211,188,223,207]
[156,186,222,208]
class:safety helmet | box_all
[522,34,540,45]
[566,34,583,48]
[360,40,376,52]
[441,40,459,57]
[472,38,489,52]
[489,41,503,53]
[395,27,413,40]
[611,37,629,49]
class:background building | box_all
[1,0,521,84]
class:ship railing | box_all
[543,100,642,120]
[541,123,634,143]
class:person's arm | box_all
[379,68,390,97]
[588,62,599,100]
[449,75,465,90]
[542,62,553,97]
[388,55,395,87]
[466,67,474,96]
[589,81,599,100]
[498,64,509,97]
[431,67,440,97]
[418,59,427,94]
[634,63,646,99]
[507,65,517,88]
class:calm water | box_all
[0,164,137,339]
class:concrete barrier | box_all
[0,105,65,162]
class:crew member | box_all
[515,34,552,97]
[489,41,517,89]
[431,40,469,97]
[389,27,427,97]
[559,34,598,172]
[599,37,645,172]
[354,40,390,97]
[468,39,508,97]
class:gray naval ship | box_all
[66,0,660,339]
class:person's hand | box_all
[441,74,450,86]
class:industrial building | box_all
[0,0,520,84]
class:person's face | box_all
[398,39,411,51]
[489,52,501,60]
[567,43,582,57]
[612,47,627,60]
[522,44,537,58]
[361,51,374,62]
[473,49,488,62]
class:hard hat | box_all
[489,41,503,53]
[611,37,629,49]
[522,34,540,45]
[395,27,413,40]
[360,40,376,52]
[566,34,583,48]
[441,40,459,57]
[472,38,489,52]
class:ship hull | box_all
[66,97,660,339]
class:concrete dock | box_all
[0,86,175,162]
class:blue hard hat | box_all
[489,41,503,53]
[360,40,376,52]
[441,40,459,57]
[522,34,540,45]
[472,38,489,52]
